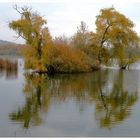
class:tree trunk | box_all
[37,36,42,60]
[120,63,128,70]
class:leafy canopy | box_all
[9,5,52,70]
[94,7,139,66]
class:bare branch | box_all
[13,35,21,41]
[13,4,22,14]
[101,24,112,48]
[19,33,28,41]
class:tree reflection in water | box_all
[9,74,49,128]
[9,69,138,130]
[95,70,138,129]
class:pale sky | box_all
[0,0,140,44]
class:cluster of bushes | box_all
[46,42,99,73]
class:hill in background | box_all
[0,40,25,56]
[0,40,17,46]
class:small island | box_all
[8,5,140,74]
[1,2,140,137]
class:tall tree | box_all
[9,5,52,71]
[94,7,139,68]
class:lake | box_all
[0,58,140,137]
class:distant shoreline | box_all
[0,54,23,59]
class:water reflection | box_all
[9,69,139,130]
[95,70,138,129]
[10,73,52,129]
[0,58,18,79]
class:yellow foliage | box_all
[46,43,94,73]
[94,7,140,66]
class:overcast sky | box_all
[0,0,140,44]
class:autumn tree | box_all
[9,5,52,72]
[71,21,92,49]
[94,7,139,68]
[53,35,70,46]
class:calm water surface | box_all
[0,58,140,137]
